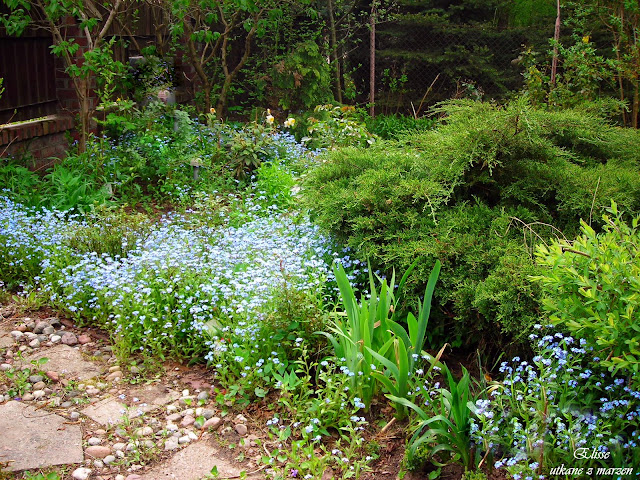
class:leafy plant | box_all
[533,201,640,386]
[42,164,109,213]
[391,365,478,470]
[302,104,376,150]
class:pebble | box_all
[103,455,116,465]
[22,393,34,401]
[126,475,143,480]
[106,372,122,382]
[0,394,5,403]
[166,413,181,422]
[130,365,140,374]
[61,332,79,346]
[93,460,104,468]
[202,417,222,431]
[72,467,92,480]
[70,411,80,420]
[234,424,248,436]
[202,408,216,419]
[32,390,45,400]
[115,476,126,480]
[166,405,178,413]
[29,339,40,348]
[78,334,92,344]
[33,321,49,334]
[88,437,102,446]
[33,381,46,390]
[116,450,125,458]
[166,423,179,432]
[181,415,195,427]
[197,391,209,401]
[43,326,55,335]
[50,335,62,344]
[182,389,190,397]
[235,414,248,423]
[85,445,111,459]
[178,435,191,444]
[178,396,195,406]
[10,331,23,340]
[86,387,100,396]
[136,426,154,436]
[113,442,126,451]
[0,364,11,371]
[61,401,73,408]
[165,439,179,451]
[108,365,121,373]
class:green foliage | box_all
[268,40,333,111]
[303,99,640,352]
[0,160,42,207]
[391,365,477,470]
[42,164,110,213]
[254,162,296,211]
[301,104,376,150]
[321,260,440,411]
[365,114,438,140]
[533,202,640,385]
[228,123,275,180]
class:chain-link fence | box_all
[348,21,552,116]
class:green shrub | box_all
[533,202,640,386]
[303,98,640,352]
[365,114,438,140]
[0,160,42,207]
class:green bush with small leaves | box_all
[303,98,640,353]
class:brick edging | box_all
[0,115,74,146]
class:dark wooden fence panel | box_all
[0,36,58,124]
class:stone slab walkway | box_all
[0,400,83,471]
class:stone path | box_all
[0,310,265,480]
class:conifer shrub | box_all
[303,99,640,353]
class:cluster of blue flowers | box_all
[470,324,640,479]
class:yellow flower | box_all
[210,107,216,114]
[284,117,296,128]
[583,35,590,43]
[266,114,275,125]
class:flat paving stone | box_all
[129,384,180,408]
[27,344,101,380]
[140,436,263,480]
[0,400,83,471]
[0,325,13,348]
[81,398,128,426]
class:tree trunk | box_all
[550,0,561,88]
[369,3,376,117]
[328,0,342,103]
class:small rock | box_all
[166,405,178,413]
[50,335,62,344]
[129,365,140,374]
[34,322,49,334]
[197,391,209,402]
[32,390,46,400]
[115,428,127,438]
[116,450,125,458]
[70,411,80,420]
[95,429,106,435]
[49,397,61,407]
[234,424,248,436]
[86,387,100,396]
[0,364,11,371]
[178,435,190,444]
[29,339,41,348]
[10,331,24,340]
[47,317,61,327]
[136,426,154,437]
[19,345,27,352]
[86,445,111,459]
[72,467,92,480]
[22,393,34,401]
[88,437,102,446]
[29,374,43,383]
[103,455,116,465]
[16,325,27,332]
[126,475,143,480]
[187,431,198,440]
[235,414,248,423]
[33,381,46,390]
[61,332,78,346]
[164,439,179,451]
[181,415,195,427]
[93,460,104,468]
[45,370,60,382]
[178,396,195,406]
[78,334,92,344]
[113,442,126,451]
[116,476,126,480]
[61,401,73,408]
[106,372,122,382]
[108,365,121,373]
[202,417,222,431]
[43,326,55,335]
[182,389,190,397]
[202,409,216,420]
[167,413,181,422]
[166,423,179,432]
